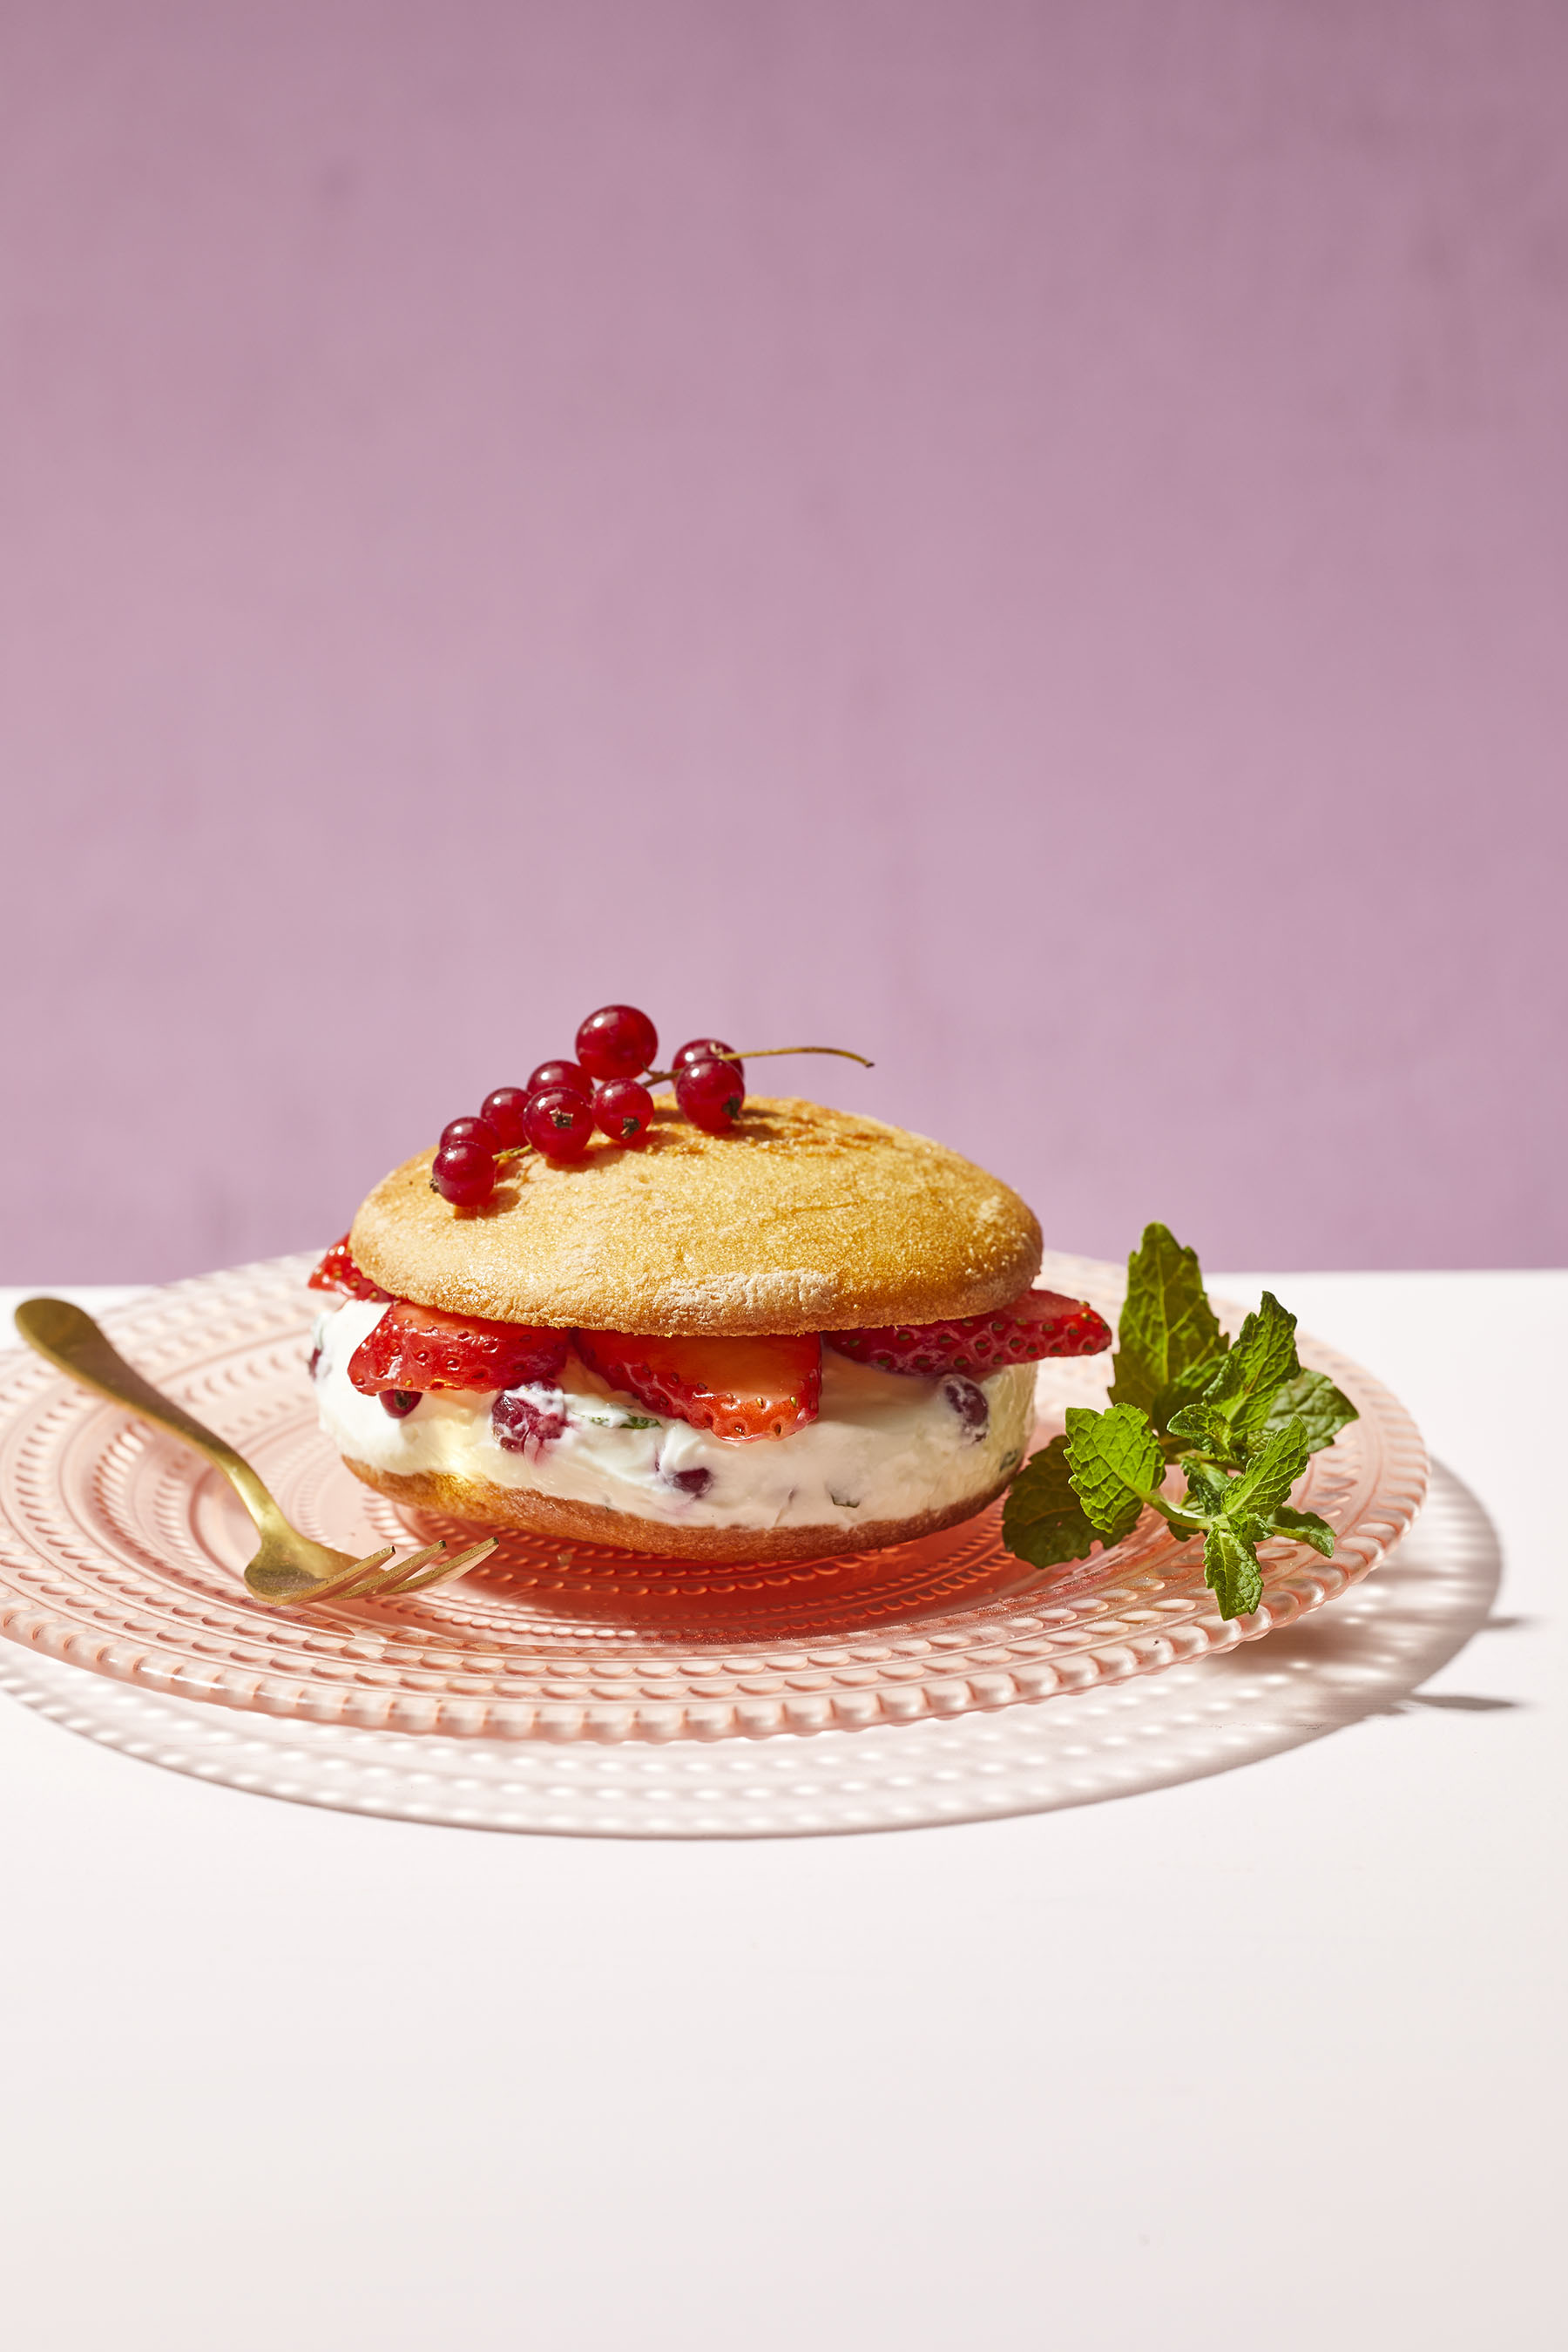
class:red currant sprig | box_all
[429,1004,872,1204]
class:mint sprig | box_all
[1002,1223,1356,1619]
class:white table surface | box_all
[0,1271,1562,2352]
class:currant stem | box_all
[733,1044,875,1068]
[645,1044,875,1081]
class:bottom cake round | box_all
[341,1456,1016,1562]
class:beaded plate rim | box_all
[0,1457,1485,1840]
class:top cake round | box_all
[349,1096,1043,1336]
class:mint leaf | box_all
[1166,1294,1302,1464]
[1110,1224,1227,1417]
[1260,1367,1357,1454]
[1271,1504,1336,1558]
[1229,1291,1301,1394]
[1000,1435,1098,1568]
[1204,1521,1264,1619]
[1064,1403,1164,1544]
[1179,1459,1230,1517]
[1166,1399,1234,1457]
[1224,1417,1311,1522]
[1213,1293,1302,1447]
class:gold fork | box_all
[13,1297,497,1606]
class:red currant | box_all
[576,1004,658,1082]
[380,1389,421,1417]
[593,1078,654,1147]
[440,1114,500,1152]
[676,1054,746,1132]
[480,1086,531,1147]
[524,1085,595,1160]
[491,1390,567,1452]
[431,1141,497,1205]
[526,1059,591,1098]
[672,1037,744,1084]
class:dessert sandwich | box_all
[307,1005,1112,1563]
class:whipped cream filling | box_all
[311,1298,1037,1534]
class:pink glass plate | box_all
[0,1253,1428,1744]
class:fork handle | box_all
[14,1297,280,1535]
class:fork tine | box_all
[386,1540,451,1576]
[443,1537,500,1575]
[299,1542,444,1606]
[320,1562,410,1604]
[341,1540,449,1596]
[291,1545,400,1604]
[379,1536,498,1595]
[369,1544,483,1598]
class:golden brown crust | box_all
[341,1455,1012,1561]
[349,1097,1042,1336]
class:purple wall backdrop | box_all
[3,0,1565,1281]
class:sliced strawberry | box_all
[348,1301,570,1396]
[574,1328,821,1442]
[826,1288,1112,1380]
[308,1233,391,1301]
